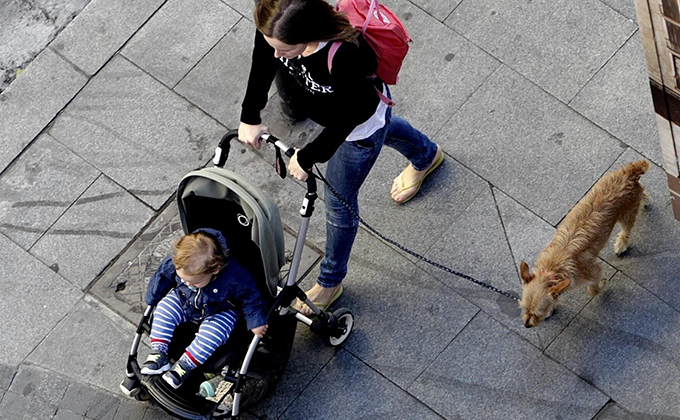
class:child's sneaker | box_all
[162,360,192,389]
[141,352,170,375]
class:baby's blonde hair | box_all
[172,232,227,275]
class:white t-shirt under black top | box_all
[240,30,387,170]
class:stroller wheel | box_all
[325,308,354,347]
[134,389,150,402]
[120,377,141,398]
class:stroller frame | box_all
[120,131,354,420]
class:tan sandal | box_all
[296,286,344,315]
[392,148,444,204]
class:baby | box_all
[141,228,268,389]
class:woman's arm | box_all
[240,30,280,125]
[295,39,380,170]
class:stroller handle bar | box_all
[214,130,317,194]
[213,130,294,166]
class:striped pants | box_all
[150,289,238,365]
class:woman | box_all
[238,0,443,314]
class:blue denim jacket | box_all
[144,228,267,330]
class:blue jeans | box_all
[317,106,438,288]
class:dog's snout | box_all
[524,322,533,328]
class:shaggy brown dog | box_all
[519,160,649,328]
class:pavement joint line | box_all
[19,294,87,368]
[82,191,178,295]
[404,0,447,24]
[170,15,243,90]
[541,284,601,353]
[273,350,340,420]
[49,45,89,78]
[0,0,177,183]
[590,399,614,420]
[567,28,641,105]
[25,172,101,255]
[118,52,234,133]
[403,307,483,391]
[431,61,502,141]
[490,184,524,286]
[341,347,449,420]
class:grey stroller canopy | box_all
[176,167,286,296]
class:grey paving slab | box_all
[50,0,165,76]
[113,398,149,420]
[0,0,90,92]
[404,0,460,22]
[219,0,255,19]
[26,297,138,394]
[0,233,82,367]
[54,409,85,420]
[0,133,100,250]
[570,33,661,166]
[59,381,99,416]
[121,0,240,88]
[546,273,680,417]
[279,350,444,420]
[8,364,70,408]
[386,0,500,138]
[250,325,336,420]
[0,391,58,420]
[599,0,639,21]
[29,175,154,290]
[48,54,227,210]
[0,365,15,391]
[143,404,174,420]
[598,151,680,312]
[593,401,679,420]
[83,389,120,420]
[23,0,92,36]
[409,313,609,420]
[494,187,617,350]
[445,0,636,103]
[438,65,626,225]
[296,228,479,390]
[347,144,489,262]
[174,18,258,130]
[0,47,88,174]
[415,186,528,333]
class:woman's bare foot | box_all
[391,146,443,203]
[296,284,342,316]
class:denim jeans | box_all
[317,105,438,288]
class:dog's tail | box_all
[622,160,649,182]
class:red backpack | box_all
[327,0,411,105]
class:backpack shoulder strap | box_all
[327,41,342,74]
[327,40,395,107]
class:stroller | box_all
[120,131,355,419]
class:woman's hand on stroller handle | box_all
[237,122,269,150]
[288,149,308,181]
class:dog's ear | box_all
[549,279,571,299]
[519,261,532,284]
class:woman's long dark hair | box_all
[255,0,359,46]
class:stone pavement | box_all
[1,0,678,419]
